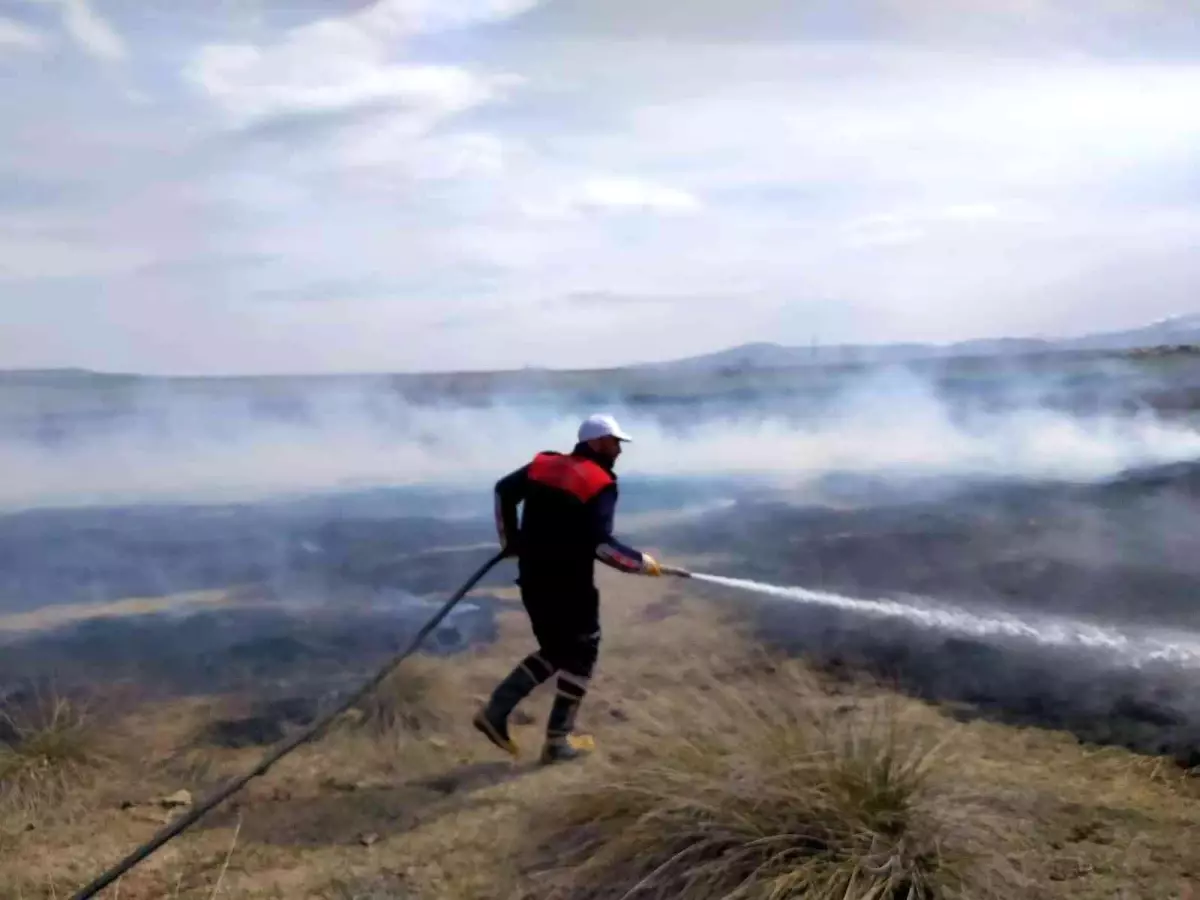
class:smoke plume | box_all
[1,364,1197,510]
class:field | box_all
[4,571,1199,899]
[3,348,1200,897]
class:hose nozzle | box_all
[660,564,693,579]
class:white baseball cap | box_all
[578,413,633,443]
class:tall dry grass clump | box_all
[346,654,459,737]
[521,658,1032,900]
[0,686,107,813]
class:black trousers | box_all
[481,570,601,741]
[518,573,601,680]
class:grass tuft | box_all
[522,660,1032,900]
[347,655,455,737]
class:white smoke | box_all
[1,366,1198,509]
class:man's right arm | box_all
[591,483,661,575]
[494,463,529,555]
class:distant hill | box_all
[1058,313,1200,351]
[5,315,1200,383]
[640,314,1200,372]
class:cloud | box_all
[870,0,1200,50]
[841,203,1011,247]
[335,128,510,181]
[58,0,125,62]
[573,176,702,215]
[192,51,509,127]
[0,17,48,53]
[511,0,1200,53]
[361,0,545,35]
[0,234,153,280]
[596,54,1200,201]
[518,175,703,221]
[185,0,535,126]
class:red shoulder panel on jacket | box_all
[529,452,613,502]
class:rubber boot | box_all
[474,653,554,758]
[540,674,594,765]
[540,731,596,764]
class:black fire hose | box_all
[68,550,507,900]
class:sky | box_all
[2,0,1200,375]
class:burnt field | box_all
[3,458,1200,768]
[660,460,1200,768]
[3,352,1200,768]
[0,476,738,720]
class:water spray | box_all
[663,566,1200,670]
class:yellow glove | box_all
[642,553,662,576]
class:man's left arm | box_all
[591,484,661,575]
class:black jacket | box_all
[494,442,648,588]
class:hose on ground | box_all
[68,550,507,900]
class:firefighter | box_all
[473,413,667,764]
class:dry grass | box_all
[518,660,1033,900]
[0,687,108,815]
[0,589,232,635]
[3,571,1198,900]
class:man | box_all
[473,413,666,764]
